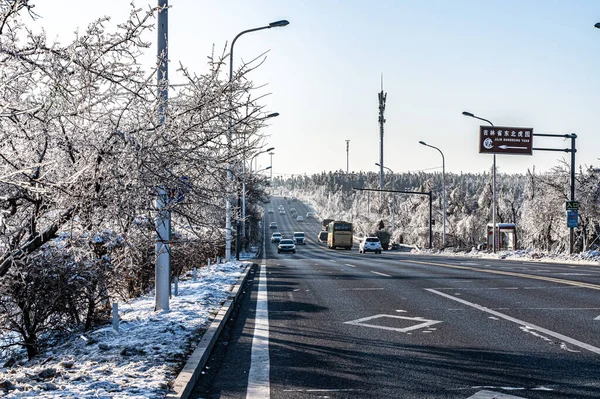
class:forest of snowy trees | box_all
[272,162,600,253]
[0,1,271,359]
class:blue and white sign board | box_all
[567,210,578,228]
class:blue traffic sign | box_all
[567,210,578,228]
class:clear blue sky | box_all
[34,1,600,177]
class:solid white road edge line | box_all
[426,288,600,355]
[246,265,270,398]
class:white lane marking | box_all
[344,263,356,268]
[468,390,527,398]
[426,288,600,355]
[338,287,384,291]
[344,314,441,332]
[246,265,270,398]
[283,389,360,392]
[370,271,391,277]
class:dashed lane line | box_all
[370,271,391,277]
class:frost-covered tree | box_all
[0,0,273,358]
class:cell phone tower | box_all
[378,74,387,190]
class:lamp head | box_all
[265,166,272,170]
[269,20,289,28]
[266,147,275,152]
[419,141,426,145]
[595,22,600,29]
[266,112,279,118]
[375,162,381,167]
[462,111,475,118]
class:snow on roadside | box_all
[412,247,600,265]
[0,261,248,399]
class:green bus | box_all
[327,220,353,250]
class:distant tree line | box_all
[273,162,600,252]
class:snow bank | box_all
[0,262,247,399]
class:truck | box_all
[321,218,334,231]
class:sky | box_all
[31,0,600,177]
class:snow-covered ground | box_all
[0,261,249,399]
[414,247,600,265]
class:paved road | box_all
[192,197,600,398]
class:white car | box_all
[271,232,282,243]
[296,215,304,222]
[359,237,382,254]
[293,232,306,245]
[306,212,316,219]
[279,210,286,215]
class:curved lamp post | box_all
[462,111,497,253]
[419,141,446,248]
[375,162,393,174]
[226,20,289,262]
[242,145,275,249]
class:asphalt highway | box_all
[192,197,600,399]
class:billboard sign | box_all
[479,126,533,155]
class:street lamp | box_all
[419,141,446,248]
[249,146,275,172]
[269,151,275,179]
[241,116,278,251]
[462,111,497,253]
[225,20,289,262]
[375,162,393,174]
[595,22,600,29]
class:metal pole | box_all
[378,78,386,190]
[418,142,446,248]
[442,152,446,248]
[236,194,241,260]
[346,139,350,173]
[241,160,246,251]
[429,192,433,249]
[493,153,497,253]
[155,0,170,311]
[269,152,274,179]
[226,21,288,262]
[461,112,496,253]
[570,134,577,254]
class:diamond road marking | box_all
[344,314,442,332]
[468,390,527,398]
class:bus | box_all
[327,220,353,250]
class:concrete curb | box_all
[166,263,254,399]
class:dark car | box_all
[278,239,296,254]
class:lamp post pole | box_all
[462,111,496,253]
[419,141,446,248]
[269,151,275,180]
[375,162,394,229]
[241,120,277,251]
[241,146,274,249]
[225,20,289,262]
[154,0,170,311]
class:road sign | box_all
[479,126,533,155]
[567,210,578,228]
[565,201,579,210]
